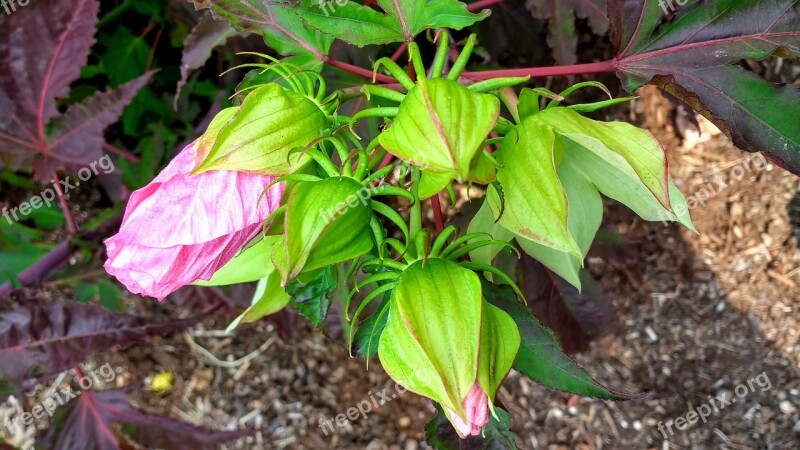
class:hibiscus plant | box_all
[3,0,799,447]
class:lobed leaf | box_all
[294,0,489,47]
[192,0,333,58]
[526,0,609,66]
[38,388,248,449]
[286,266,337,328]
[610,0,800,173]
[0,298,212,389]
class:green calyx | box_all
[192,83,329,176]
[272,176,375,285]
[376,259,520,418]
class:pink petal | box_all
[104,142,284,300]
[446,383,490,438]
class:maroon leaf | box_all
[520,255,616,354]
[33,73,154,176]
[526,0,608,65]
[167,285,246,315]
[176,13,234,101]
[0,0,150,181]
[610,0,800,173]
[0,298,213,389]
[0,0,97,127]
[38,388,248,450]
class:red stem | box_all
[325,59,395,84]
[468,0,503,10]
[379,153,395,169]
[463,60,617,80]
[52,171,77,235]
[103,143,140,163]
[391,43,408,61]
[431,194,444,233]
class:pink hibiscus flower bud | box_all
[446,383,490,438]
[103,142,284,300]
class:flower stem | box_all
[463,60,617,80]
[52,171,77,235]
[325,59,395,84]
[468,0,503,10]
[431,194,444,234]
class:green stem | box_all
[98,0,137,28]
[409,167,422,251]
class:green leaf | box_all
[196,236,280,287]
[194,0,333,58]
[484,282,632,400]
[476,301,520,400]
[487,116,581,258]
[27,205,66,231]
[97,280,124,311]
[537,107,670,208]
[287,266,337,328]
[293,1,403,47]
[97,27,150,86]
[352,294,390,359]
[193,83,327,175]
[226,272,291,332]
[294,0,488,47]
[194,107,237,166]
[380,78,500,180]
[611,0,800,174]
[560,134,696,231]
[272,177,374,283]
[378,259,483,414]
[414,0,491,33]
[76,282,97,303]
[466,199,514,266]
[0,222,50,285]
[418,170,454,200]
[515,154,602,289]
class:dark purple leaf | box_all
[0,0,97,127]
[519,255,616,354]
[610,0,800,173]
[33,73,154,176]
[38,388,248,450]
[167,285,243,315]
[0,298,213,388]
[588,224,640,268]
[0,0,150,181]
[526,0,608,65]
[176,13,234,101]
